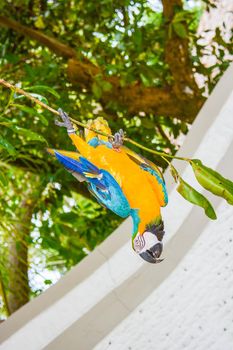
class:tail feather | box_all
[46,148,80,160]
[49,150,107,190]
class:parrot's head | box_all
[132,222,165,264]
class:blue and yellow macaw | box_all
[47,109,168,263]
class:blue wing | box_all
[53,151,131,218]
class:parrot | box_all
[47,109,168,264]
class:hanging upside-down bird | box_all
[47,109,168,263]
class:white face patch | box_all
[133,233,145,253]
[133,231,159,254]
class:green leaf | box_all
[28,93,49,105]
[0,116,14,125]
[173,23,187,38]
[12,104,48,126]
[59,212,78,223]
[9,125,47,143]
[102,81,112,92]
[92,82,102,99]
[173,11,189,23]
[140,73,151,87]
[177,178,217,220]
[0,170,7,187]
[133,29,142,50]
[169,164,179,182]
[190,159,233,205]
[44,279,52,285]
[0,136,16,155]
[14,93,48,105]
[142,118,155,129]
[34,16,46,29]
[25,85,60,99]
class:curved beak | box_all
[139,242,164,264]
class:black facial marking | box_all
[146,222,165,241]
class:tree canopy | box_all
[0,0,232,317]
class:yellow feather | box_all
[85,144,161,234]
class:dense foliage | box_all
[0,0,232,317]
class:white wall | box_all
[94,201,233,350]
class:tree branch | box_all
[7,188,37,314]
[0,16,77,59]
[161,0,200,100]
[0,15,205,123]
[67,59,203,122]
[0,78,191,162]
[0,270,10,316]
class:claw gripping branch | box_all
[55,108,75,134]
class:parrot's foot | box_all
[55,108,75,133]
[110,129,125,149]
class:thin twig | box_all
[0,79,113,137]
[0,79,59,115]
[0,79,190,162]
[125,138,190,161]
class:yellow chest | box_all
[86,146,161,231]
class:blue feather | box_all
[54,151,131,218]
[54,152,106,189]
[88,137,113,149]
[55,152,84,173]
[79,156,100,174]
[89,170,131,218]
